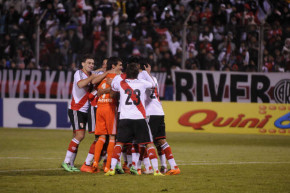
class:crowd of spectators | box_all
[0,0,289,75]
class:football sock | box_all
[94,136,106,167]
[131,144,140,167]
[105,138,115,169]
[118,153,122,166]
[85,140,96,165]
[126,144,132,167]
[110,144,122,170]
[122,145,127,164]
[142,149,151,170]
[157,146,167,168]
[161,142,177,169]
[147,146,159,171]
[64,138,79,164]
[70,150,77,167]
[138,144,146,169]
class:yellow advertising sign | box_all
[162,101,290,135]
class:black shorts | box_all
[117,119,153,144]
[148,115,166,142]
[68,109,88,132]
[87,105,97,134]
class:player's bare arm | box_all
[95,67,106,73]
[97,87,111,97]
[91,69,116,84]
[77,74,97,88]
[109,89,118,98]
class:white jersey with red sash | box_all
[112,78,154,120]
[69,70,92,113]
[145,76,164,116]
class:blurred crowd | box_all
[0,0,290,74]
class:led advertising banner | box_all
[1,99,289,135]
[162,101,290,135]
[0,70,167,98]
[172,70,290,103]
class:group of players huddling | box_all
[61,54,180,176]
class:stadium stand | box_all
[0,0,289,74]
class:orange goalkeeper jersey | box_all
[97,73,117,106]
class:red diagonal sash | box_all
[120,80,146,118]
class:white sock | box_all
[159,154,167,168]
[137,159,142,170]
[64,138,80,165]
[85,153,94,165]
[127,155,132,167]
[132,152,140,167]
[143,157,151,170]
[70,152,77,167]
[110,158,118,170]
[64,151,74,164]
[168,158,177,169]
[150,158,159,171]
[118,153,122,166]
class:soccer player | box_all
[112,58,155,174]
[105,62,163,176]
[93,57,123,173]
[80,58,110,173]
[61,54,113,172]
[143,63,181,175]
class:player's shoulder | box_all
[74,69,81,75]
[113,73,126,82]
[120,73,127,79]
[137,70,147,77]
[74,69,85,79]
[138,78,151,83]
[107,73,117,78]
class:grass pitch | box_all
[0,128,290,193]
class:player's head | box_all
[126,63,139,79]
[102,58,108,69]
[81,54,95,73]
[127,56,141,69]
[107,57,123,72]
[139,57,149,70]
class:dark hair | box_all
[81,54,95,63]
[139,57,149,70]
[126,63,139,79]
[127,56,140,64]
[106,56,122,70]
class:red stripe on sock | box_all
[89,141,96,154]
[147,148,158,160]
[68,140,79,153]
[112,145,122,161]
[164,146,174,160]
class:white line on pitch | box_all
[178,161,290,165]
[0,157,62,160]
[0,168,63,173]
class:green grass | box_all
[0,128,290,193]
